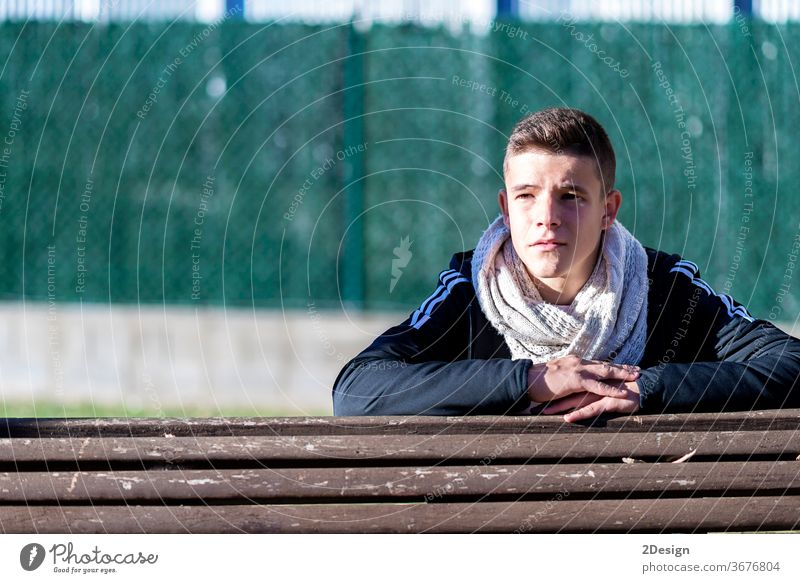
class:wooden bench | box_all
[1,409,799,533]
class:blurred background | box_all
[0,0,798,417]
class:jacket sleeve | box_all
[638,259,800,413]
[332,269,531,416]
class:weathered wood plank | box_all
[1,461,798,502]
[1,409,798,437]
[2,497,799,533]
[1,431,798,467]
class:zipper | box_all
[468,299,474,359]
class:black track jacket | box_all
[332,247,800,416]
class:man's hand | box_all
[540,380,641,422]
[527,354,640,404]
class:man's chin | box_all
[520,262,564,282]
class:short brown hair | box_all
[503,107,616,193]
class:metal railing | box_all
[2,0,798,24]
[2,0,208,22]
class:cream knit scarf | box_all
[471,216,649,365]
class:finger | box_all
[586,362,640,381]
[542,393,601,414]
[564,393,639,423]
[542,394,586,414]
[583,378,630,398]
[563,397,611,423]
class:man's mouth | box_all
[532,240,565,251]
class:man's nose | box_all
[534,195,561,228]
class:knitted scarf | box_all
[471,216,649,365]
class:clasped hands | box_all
[527,354,641,423]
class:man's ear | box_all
[498,189,510,228]
[602,189,622,229]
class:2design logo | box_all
[20,543,46,571]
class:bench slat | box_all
[1,461,798,502]
[1,431,798,466]
[2,409,798,437]
[3,412,798,533]
[2,496,799,533]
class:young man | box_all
[332,108,800,421]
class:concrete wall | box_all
[0,302,403,416]
[3,301,796,417]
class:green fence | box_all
[0,20,797,319]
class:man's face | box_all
[498,149,621,304]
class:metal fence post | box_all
[225,0,245,17]
[341,22,365,308]
[496,0,519,19]
[733,0,753,16]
